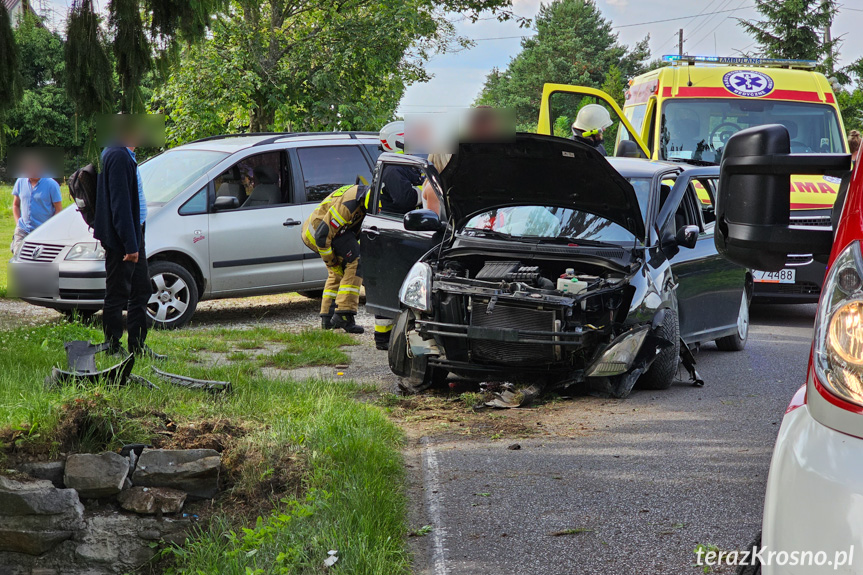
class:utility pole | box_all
[678,28,684,57]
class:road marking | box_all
[421,436,448,575]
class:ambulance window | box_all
[625,104,647,134]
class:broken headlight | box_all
[585,326,649,377]
[399,262,432,312]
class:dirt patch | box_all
[152,419,246,452]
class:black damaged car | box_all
[361,133,750,398]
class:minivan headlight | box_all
[65,242,106,261]
[815,241,863,406]
[399,262,432,312]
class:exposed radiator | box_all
[470,300,557,365]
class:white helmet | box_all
[573,104,613,137]
[379,120,405,153]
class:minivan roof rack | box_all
[187,131,379,146]
[663,54,818,70]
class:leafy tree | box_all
[110,0,152,113]
[65,0,115,118]
[0,3,23,156]
[474,0,650,130]
[738,0,837,65]
[153,0,519,144]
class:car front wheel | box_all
[636,308,681,391]
[147,260,199,330]
[715,290,750,351]
[388,308,447,393]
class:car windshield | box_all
[462,206,639,244]
[139,149,229,204]
[660,99,845,163]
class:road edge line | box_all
[421,435,448,575]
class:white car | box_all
[9,132,381,328]
[715,125,860,574]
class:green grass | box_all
[0,321,408,574]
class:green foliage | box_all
[738,0,836,63]
[0,3,23,156]
[474,0,650,130]
[838,88,863,134]
[65,0,115,117]
[110,0,152,113]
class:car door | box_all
[361,156,446,318]
[537,84,650,158]
[293,143,376,285]
[207,149,308,295]
[656,168,745,343]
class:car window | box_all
[179,186,208,215]
[364,144,383,164]
[140,150,228,205]
[375,164,424,217]
[297,146,372,204]
[694,178,716,226]
[660,176,699,232]
[212,151,286,210]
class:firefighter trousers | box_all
[314,233,363,316]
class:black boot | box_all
[321,302,335,330]
[331,312,365,334]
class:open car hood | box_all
[440,133,645,239]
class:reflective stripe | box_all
[323,290,338,298]
[319,246,333,256]
[328,207,347,226]
[338,285,361,294]
[374,324,394,333]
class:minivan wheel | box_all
[147,260,199,330]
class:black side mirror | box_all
[676,225,699,249]
[404,209,445,232]
[715,125,850,271]
[615,139,642,158]
[213,195,239,212]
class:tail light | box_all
[813,240,863,411]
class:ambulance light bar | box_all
[663,55,818,69]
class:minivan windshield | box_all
[140,149,229,204]
[462,206,639,245]
[660,99,845,163]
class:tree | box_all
[0,3,23,155]
[153,0,518,144]
[474,0,650,129]
[738,0,837,64]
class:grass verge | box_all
[0,320,408,574]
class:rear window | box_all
[297,146,372,203]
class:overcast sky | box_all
[398,0,863,114]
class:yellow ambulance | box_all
[537,55,850,303]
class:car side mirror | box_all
[212,196,239,212]
[404,209,445,232]
[676,225,699,249]
[615,139,642,158]
[715,125,850,271]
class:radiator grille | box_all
[790,215,831,227]
[470,301,557,365]
[18,242,64,263]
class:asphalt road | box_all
[406,303,818,575]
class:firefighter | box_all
[302,184,370,334]
[571,104,613,156]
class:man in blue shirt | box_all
[10,163,62,254]
[93,136,162,360]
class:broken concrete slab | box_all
[117,487,186,515]
[0,529,74,556]
[15,461,66,489]
[131,449,220,500]
[64,452,129,499]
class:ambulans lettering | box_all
[722,70,775,98]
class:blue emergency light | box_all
[663,55,818,69]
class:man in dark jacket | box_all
[93,141,162,358]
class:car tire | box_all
[147,260,199,330]
[388,309,447,393]
[736,532,761,575]
[637,309,680,390]
[715,290,750,351]
[298,289,324,299]
[62,309,97,324]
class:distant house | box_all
[3,0,35,24]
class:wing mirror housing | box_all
[404,209,445,232]
[676,225,699,249]
[212,196,240,212]
[715,125,850,271]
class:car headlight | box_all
[65,242,106,261]
[586,326,649,377]
[399,262,432,312]
[815,240,863,406]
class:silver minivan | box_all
[9,132,381,328]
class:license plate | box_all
[752,269,796,284]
